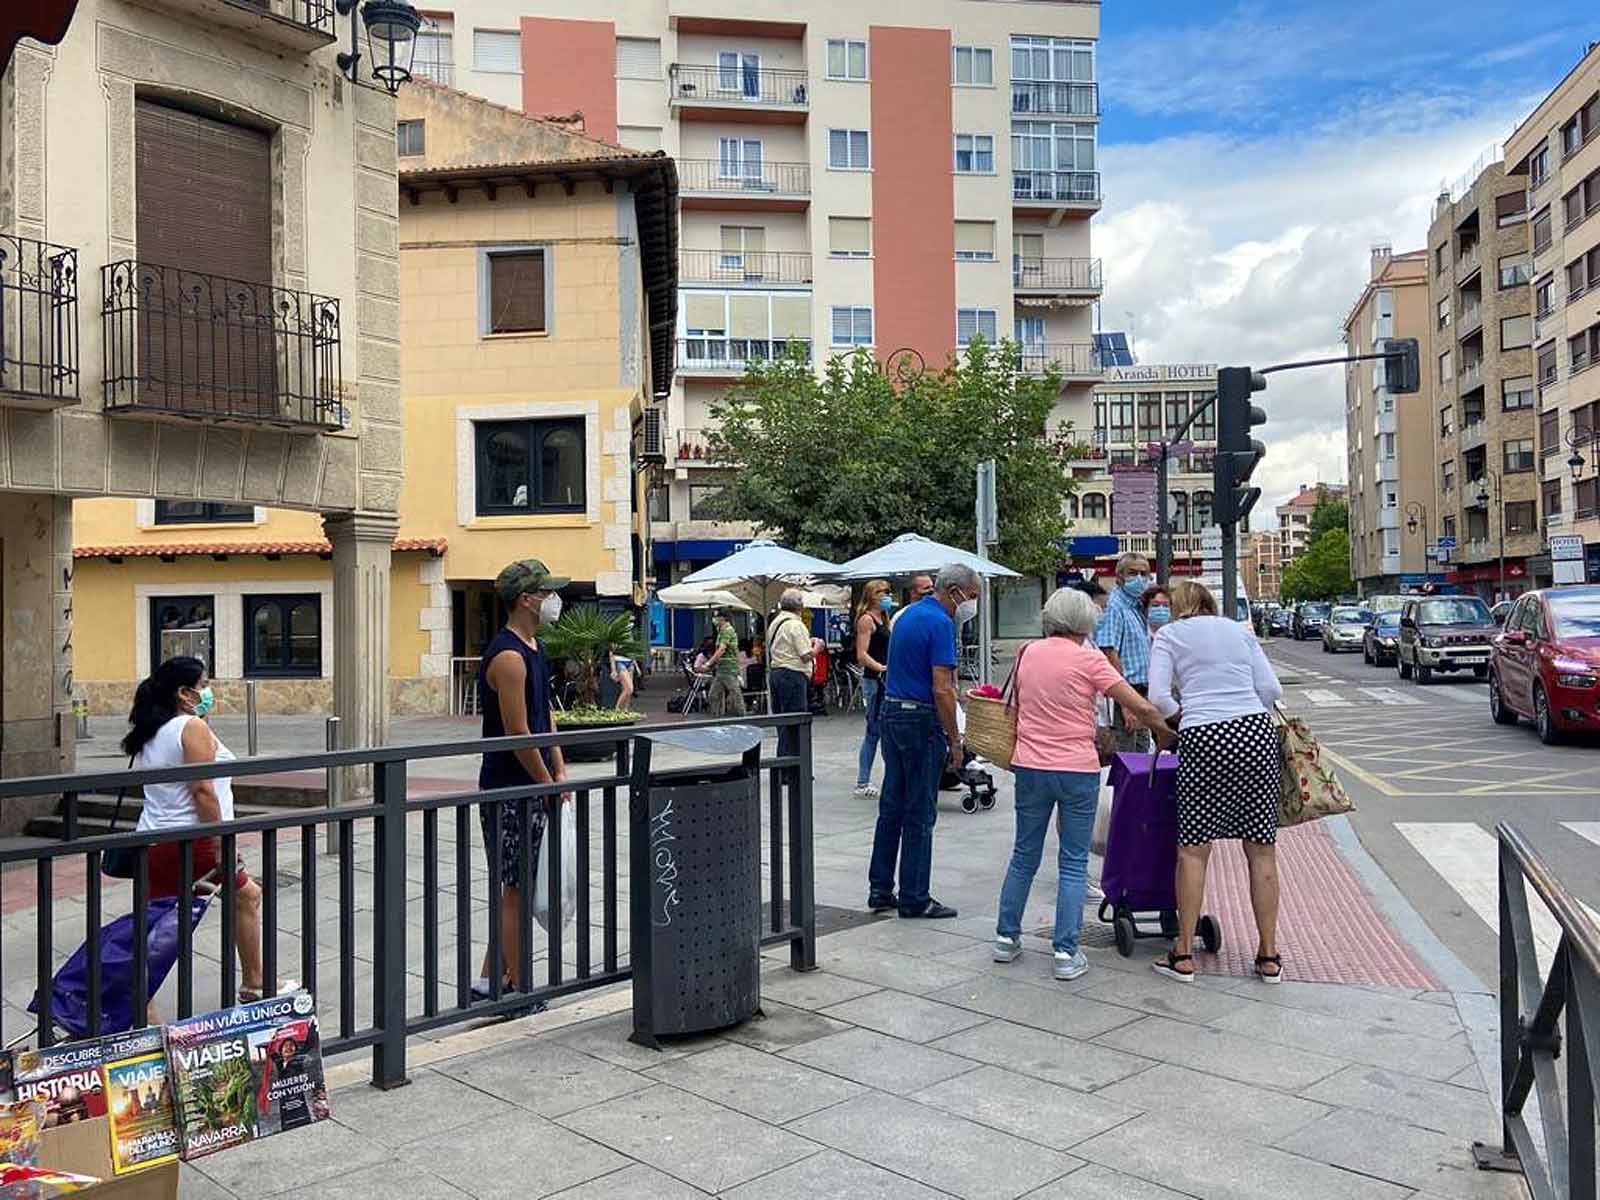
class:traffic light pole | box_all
[1155,448,1171,585]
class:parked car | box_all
[1322,605,1374,653]
[1363,611,1402,666]
[1489,585,1600,744]
[1292,601,1331,640]
[1396,595,1496,683]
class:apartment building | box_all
[412,1,1103,581]
[1506,42,1600,583]
[1242,531,1282,601]
[1276,483,1346,564]
[1343,247,1436,593]
[1427,158,1541,601]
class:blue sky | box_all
[1089,2,1596,523]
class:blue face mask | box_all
[879,596,896,613]
[192,686,215,718]
[1148,605,1172,628]
[1122,575,1150,598]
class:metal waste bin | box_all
[628,726,763,1048]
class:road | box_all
[1262,631,1600,988]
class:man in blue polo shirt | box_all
[866,563,979,919]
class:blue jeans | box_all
[996,767,1100,954]
[856,677,882,787]
[770,667,809,761]
[867,702,946,913]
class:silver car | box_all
[1322,605,1374,653]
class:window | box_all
[1532,207,1552,255]
[1164,394,1188,434]
[1167,492,1190,535]
[1569,246,1600,300]
[1580,478,1600,517]
[1064,494,1079,519]
[1501,314,1532,350]
[1380,432,1397,461]
[1544,477,1563,517]
[245,595,321,679]
[1188,392,1216,441]
[154,500,254,525]
[1539,340,1558,386]
[1541,407,1562,457]
[1192,490,1214,529]
[830,306,874,346]
[1505,500,1536,534]
[953,220,996,260]
[1439,405,1453,436]
[1434,297,1449,329]
[1013,315,1044,349]
[1107,395,1134,443]
[396,119,425,157]
[473,30,520,72]
[414,17,452,84]
[1010,35,1094,82]
[481,248,548,335]
[718,225,764,273]
[954,133,995,173]
[826,38,867,80]
[1011,120,1095,173]
[1137,393,1163,438]
[1438,350,1452,384]
[1531,145,1550,187]
[718,51,761,98]
[1081,493,1106,521]
[1503,376,1534,411]
[718,137,763,180]
[1443,515,1457,540]
[474,418,586,514]
[829,216,871,257]
[1441,461,1455,494]
[1498,253,1530,289]
[1504,438,1535,473]
[952,45,993,86]
[615,37,661,79]
[617,125,662,152]
[1572,324,1600,373]
[688,485,724,521]
[956,308,998,346]
[150,595,215,676]
[1434,244,1447,276]
[1536,275,1555,318]
[1496,190,1528,226]
[828,128,870,169]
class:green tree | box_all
[1306,490,1349,549]
[703,341,1086,578]
[1281,528,1353,601]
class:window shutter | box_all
[744,227,766,256]
[1496,191,1527,219]
[684,293,726,331]
[720,226,743,254]
[855,308,874,343]
[473,30,521,72]
[729,296,767,338]
[829,217,870,254]
[488,250,546,333]
[616,37,661,78]
[771,296,811,339]
[851,130,869,166]
[957,309,977,344]
[954,221,994,256]
[829,129,848,166]
[831,307,853,343]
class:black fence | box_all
[1010,81,1099,117]
[102,260,344,429]
[1019,342,1103,377]
[0,716,815,1089]
[670,63,809,108]
[680,249,814,286]
[1473,823,1598,1196]
[1012,170,1102,205]
[252,0,337,35]
[0,234,79,401]
[677,336,812,373]
[676,160,811,197]
[1012,256,1103,292]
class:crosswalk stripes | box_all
[1564,822,1600,849]
[1302,689,1354,707]
[1355,687,1421,707]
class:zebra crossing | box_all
[1284,681,1486,710]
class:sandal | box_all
[1255,955,1283,985]
[1152,951,1195,984]
[238,978,300,1004]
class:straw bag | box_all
[1273,704,1355,827]
[963,644,1033,770]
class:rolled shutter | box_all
[474,30,521,72]
[616,37,661,78]
[729,296,767,338]
[684,293,726,331]
[955,221,994,256]
[488,250,546,333]
[744,227,766,256]
[829,217,870,254]
[770,296,811,339]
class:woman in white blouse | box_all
[1146,580,1285,984]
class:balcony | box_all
[676,336,811,378]
[102,261,344,430]
[1019,342,1102,381]
[1374,408,1398,436]
[669,64,809,123]
[673,427,727,467]
[0,234,79,407]
[1457,243,1481,281]
[150,0,337,50]
[679,249,812,287]
[1376,458,1400,482]
[1458,302,1483,339]
[1012,257,1103,296]
[1376,507,1401,531]
[1065,429,1108,463]
[1010,81,1099,118]
[1012,171,1101,212]
[1459,359,1483,391]
[1459,419,1487,451]
[677,160,810,212]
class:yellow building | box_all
[71,81,676,717]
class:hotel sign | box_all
[1102,364,1218,384]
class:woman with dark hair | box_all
[124,657,272,1001]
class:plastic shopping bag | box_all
[533,809,578,933]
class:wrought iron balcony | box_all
[1012,256,1102,293]
[1019,342,1102,379]
[1010,81,1099,117]
[153,0,337,49]
[679,249,813,286]
[102,261,343,429]
[673,427,727,465]
[677,160,811,199]
[1012,171,1101,206]
[676,336,812,375]
[0,234,79,404]
[669,63,809,110]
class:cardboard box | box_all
[36,1118,177,1199]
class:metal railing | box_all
[676,160,811,196]
[1012,256,1102,292]
[0,234,79,401]
[1019,342,1102,377]
[1013,170,1101,205]
[1010,81,1099,117]
[0,716,817,1088]
[677,336,812,373]
[232,0,336,34]
[102,261,343,429]
[680,249,813,286]
[669,63,809,107]
[1472,823,1599,1197]
[674,427,725,464]
[412,59,454,86]
[1461,360,1484,390]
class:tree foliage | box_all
[1307,491,1349,547]
[1281,528,1353,602]
[703,342,1087,578]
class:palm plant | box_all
[539,606,648,710]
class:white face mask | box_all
[538,593,563,624]
[955,597,979,626]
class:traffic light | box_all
[1378,337,1421,394]
[1213,365,1267,526]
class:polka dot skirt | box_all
[1176,711,1280,846]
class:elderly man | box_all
[766,589,817,761]
[1095,552,1154,751]
[867,563,978,919]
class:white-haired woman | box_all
[994,587,1173,980]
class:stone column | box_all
[325,511,397,803]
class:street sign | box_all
[1548,533,1584,561]
[1435,546,1452,564]
[1436,535,1457,549]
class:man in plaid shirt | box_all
[1095,553,1153,752]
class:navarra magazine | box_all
[11,1042,106,1126]
[165,991,329,1161]
[101,1028,178,1175]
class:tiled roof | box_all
[74,537,447,560]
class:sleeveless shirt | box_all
[135,715,236,830]
[478,627,553,789]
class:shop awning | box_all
[75,537,447,560]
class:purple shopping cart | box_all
[1097,750,1222,958]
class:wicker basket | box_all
[963,691,1017,770]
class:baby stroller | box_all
[941,701,997,813]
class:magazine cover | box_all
[166,991,327,1161]
[100,1029,178,1175]
[0,1100,45,1169]
[0,1055,14,1103]
[10,1042,105,1126]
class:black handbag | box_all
[101,757,137,879]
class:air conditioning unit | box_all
[639,406,666,464]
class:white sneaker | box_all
[993,936,1023,963]
[852,784,879,799]
[1085,881,1105,901]
[1053,950,1090,981]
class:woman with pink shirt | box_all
[994,587,1172,980]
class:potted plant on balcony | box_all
[541,606,647,762]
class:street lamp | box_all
[1475,469,1505,602]
[336,0,422,96]
[1565,424,1596,482]
[1403,500,1429,577]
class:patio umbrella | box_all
[679,538,841,588]
[656,583,754,611]
[834,533,1021,581]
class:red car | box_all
[1489,585,1600,743]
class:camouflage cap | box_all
[494,558,570,605]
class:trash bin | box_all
[628,726,764,1048]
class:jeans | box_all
[856,677,882,787]
[710,674,746,717]
[867,702,947,913]
[770,667,808,761]
[996,767,1100,954]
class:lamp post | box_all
[336,0,422,96]
[1475,470,1505,602]
[1404,500,1429,579]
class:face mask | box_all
[538,593,563,624]
[955,598,979,626]
[1122,575,1150,598]
[192,686,215,719]
[1148,605,1172,628]
[879,596,896,613]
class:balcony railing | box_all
[669,63,809,108]
[0,234,79,402]
[1010,81,1099,117]
[102,261,343,429]
[680,249,813,286]
[1012,256,1103,292]
[1458,243,1482,278]
[673,427,726,465]
[677,336,812,374]
[1019,342,1102,378]
[677,160,811,198]
[1459,302,1483,337]
[1460,360,1483,390]
[1013,170,1101,206]
[412,59,454,86]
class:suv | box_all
[1397,596,1495,683]
[1489,585,1600,743]
[1292,601,1330,640]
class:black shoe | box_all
[900,900,958,919]
[867,892,898,913]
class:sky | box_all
[1094,0,1595,528]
